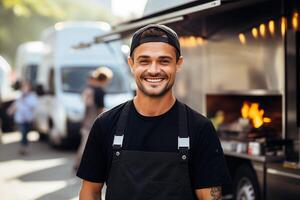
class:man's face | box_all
[128,42,183,98]
[87,78,109,88]
[21,82,31,93]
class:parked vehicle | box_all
[92,0,300,199]
[0,55,17,132]
[0,56,13,101]
[15,41,45,87]
[35,21,133,147]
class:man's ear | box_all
[176,56,184,72]
[127,56,134,73]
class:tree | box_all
[0,0,113,65]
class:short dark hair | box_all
[140,27,168,39]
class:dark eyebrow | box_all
[136,55,173,61]
[158,56,173,60]
[137,55,150,60]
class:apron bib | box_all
[105,101,196,200]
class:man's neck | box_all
[133,92,176,117]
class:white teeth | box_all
[145,78,163,83]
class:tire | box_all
[38,132,48,142]
[48,119,81,150]
[0,100,16,132]
[47,118,63,148]
[233,165,260,200]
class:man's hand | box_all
[195,187,222,200]
[79,180,103,200]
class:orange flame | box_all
[241,102,271,128]
[281,16,287,37]
[179,36,205,47]
[292,12,299,31]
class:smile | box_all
[144,78,164,83]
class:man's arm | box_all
[79,180,103,200]
[195,187,222,200]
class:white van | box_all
[35,21,133,147]
[15,41,45,86]
[0,56,13,102]
[0,55,17,133]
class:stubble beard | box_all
[138,81,173,98]
[137,72,175,98]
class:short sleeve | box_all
[76,118,107,183]
[191,121,231,189]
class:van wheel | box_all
[48,130,60,147]
[38,132,48,142]
[47,118,63,148]
[234,165,260,200]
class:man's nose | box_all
[148,61,160,74]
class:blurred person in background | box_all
[74,66,113,170]
[7,81,38,155]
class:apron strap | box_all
[177,101,190,155]
[112,100,132,150]
[112,100,190,152]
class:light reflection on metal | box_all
[239,33,246,44]
[179,36,205,47]
[251,28,258,39]
[281,16,287,37]
[196,37,204,45]
[54,22,64,30]
[268,20,275,36]
[121,45,130,55]
[189,36,197,47]
[292,12,299,31]
[259,24,266,37]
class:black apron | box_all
[105,101,196,200]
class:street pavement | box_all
[0,131,106,200]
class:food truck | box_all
[82,0,300,199]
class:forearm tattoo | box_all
[210,187,222,200]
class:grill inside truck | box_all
[206,92,283,156]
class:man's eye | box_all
[160,60,170,65]
[139,60,149,64]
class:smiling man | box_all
[77,24,231,200]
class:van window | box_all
[25,64,38,84]
[61,66,130,94]
[48,68,55,95]
[0,69,3,86]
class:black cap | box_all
[129,24,181,57]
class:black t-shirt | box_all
[77,100,231,189]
